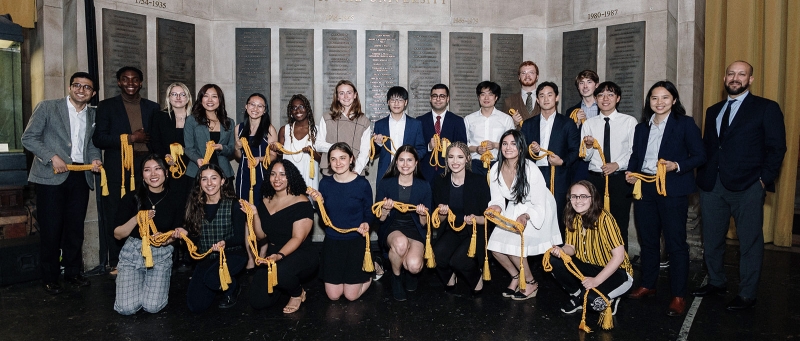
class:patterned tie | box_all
[526,92,533,114]
[718,99,736,141]
[435,115,441,136]
[603,117,611,163]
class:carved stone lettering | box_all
[323,30,357,110]
[365,30,399,122]
[490,34,523,111]
[102,9,147,99]
[157,18,195,109]
[235,28,271,124]
[606,22,645,121]
[279,29,314,127]
[561,28,598,112]
[449,32,482,117]
[408,31,441,117]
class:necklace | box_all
[147,189,169,209]
[451,176,464,188]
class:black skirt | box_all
[320,237,371,285]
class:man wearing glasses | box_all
[372,86,427,179]
[92,66,161,275]
[22,72,103,294]
[502,61,542,126]
[417,84,467,183]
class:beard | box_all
[520,78,537,87]
[725,80,750,95]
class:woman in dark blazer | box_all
[184,84,236,181]
[624,80,705,317]
[375,145,432,301]
[432,141,490,296]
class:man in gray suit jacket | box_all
[21,72,102,295]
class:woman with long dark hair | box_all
[277,94,320,189]
[624,80,705,316]
[548,181,633,315]
[234,92,277,202]
[248,160,318,314]
[315,80,372,176]
[113,154,185,315]
[487,129,561,300]
[432,141,490,295]
[184,84,236,182]
[183,164,248,313]
[375,145,431,301]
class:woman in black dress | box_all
[248,160,318,314]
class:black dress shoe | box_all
[218,284,241,309]
[43,282,63,295]
[726,296,756,311]
[64,274,91,287]
[403,271,418,292]
[691,284,727,297]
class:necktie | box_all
[719,99,736,141]
[603,117,611,163]
[526,92,533,114]
[435,115,441,136]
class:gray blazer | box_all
[21,97,102,188]
[184,116,236,178]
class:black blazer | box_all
[520,112,580,195]
[92,95,160,180]
[375,176,432,239]
[696,93,786,192]
[432,171,490,228]
[628,113,706,197]
[418,111,468,182]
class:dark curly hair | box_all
[184,164,236,236]
[260,159,308,199]
[286,94,317,144]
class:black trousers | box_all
[587,172,632,249]
[186,250,247,313]
[433,228,486,290]
[36,171,90,283]
[548,255,631,299]
[99,154,147,268]
[249,245,319,310]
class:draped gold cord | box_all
[239,199,278,293]
[543,248,613,332]
[628,160,668,200]
[568,108,586,125]
[63,164,109,196]
[431,209,490,281]
[310,188,374,272]
[371,200,436,268]
[120,134,135,197]
[137,211,233,290]
[164,143,186,179]
[578,139,610,211]
[527,144,556,195]
[507,108,523,127]
[483,208,529,290]
[369,136,394,161]
[428,135,451,168]
[202,140,215,165]
[263,142,316,178]
[239,138,259,204]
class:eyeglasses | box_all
[519,71,537,75]
[70,83,94,92]
[291,105,306,111]
[430,94,448,99]
[169,92,187,98]
[247,102,266,110]
[569,195,592,201]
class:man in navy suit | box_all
[624,81,706,316]
[565,70,600,182]
[417,84,467,183]
[373,86,427,179]
[692,61,786,311]
[520,81,579,237]
[92,66,160,274]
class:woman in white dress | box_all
[276,94,321,189]
[487,129,562,301]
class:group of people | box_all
[21,59,785,322]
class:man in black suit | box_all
[520,81,579,237]
[565,70,599,182]
[692,61,787,311]
[417,84,468,183]
[92,66,161,274]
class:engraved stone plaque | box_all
[449,32,483,117]
[102,9,147,99]
[279,29,314,127]
[323,30,357,111]
[490,34,523,112]
[365,31,399,122]
[157,18,195,109]
[606,22,645,121]
[235,28,271,124]
[561,28,598,113]
[407,31,441,117]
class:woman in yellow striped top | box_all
[548,180,633,315]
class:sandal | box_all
[373,256,385,281]
[512,280,538,301]
[502,273,520,298]
[283,289,306,314]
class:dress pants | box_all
[249,245,319,310]
[186,249,247,313]
[433,228,486,290]
[36,171,91,283]
[700,177,765,298]
[633,181,689,296]
[587,172,632,249]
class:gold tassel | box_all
[99,168,109,196]
[483,257,491,281]
[202,140,215,165]
[467,222,477,258]
[483,223,491,281]
[579,290,593,333]
[632,179,642,200]
[600,306,614,330]
[425,224,436,268]
[362,235,374,272]
[519,263,526,291]
[219,249,232,291]
[137,211,155,267]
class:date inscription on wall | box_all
[587,9,618,20]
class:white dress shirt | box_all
[66,96,87,163]
[580,110,637,172]
[427,110,448,152]
[464,108,515,160]
[715,90,749,135]
[534,112,556,166]
[521,89,535,108]
[386,112,407,153]
[641,114,669,174]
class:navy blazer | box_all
[520,112,580,195]
[373,115,427,179]
[417,111,468,182]
[375,176,433,240]
[628,113,706,197]
[92,95,160,181]
[696,94,786,192]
